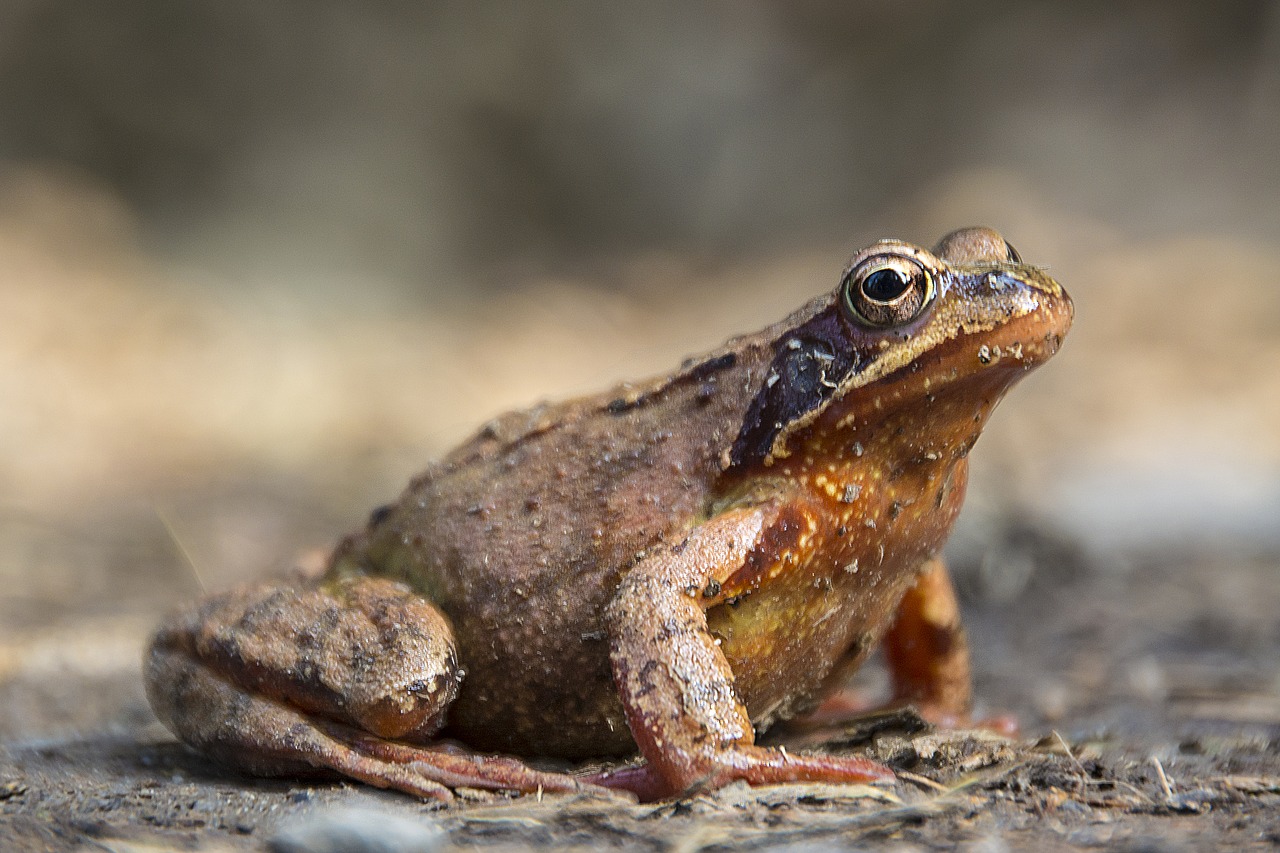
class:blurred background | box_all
[1,1,1278,747]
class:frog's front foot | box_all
[145,577,595,801]
[587,744,893,802]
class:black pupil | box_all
[862,268,910,302]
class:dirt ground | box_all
[3,528,1280,851]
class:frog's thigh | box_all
[148,576,461,744]
[604,506,892,799]
[882,556,972,718]
[147,640,455,799]
[147,577,462,798]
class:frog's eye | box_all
[841,255,934,327]
[1003,241,1022,263]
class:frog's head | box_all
[729,227,1073,469]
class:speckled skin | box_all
[344,332,784,758]
[145,228,1072,801]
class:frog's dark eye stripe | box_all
[840,255,934,328]
[729,308,864,469]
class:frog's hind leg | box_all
[881,556,972,722]
[149,646,592,800]
[146,576,594,800]
[148,647,447,799]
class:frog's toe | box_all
[583,763,672,803]
[912,705,1019,737]
[708,745,895,794]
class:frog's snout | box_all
[1030,270,1073,341]
[1045,285,1073,354]
[995,267,1073,366]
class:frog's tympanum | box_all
[146,228,1072,802]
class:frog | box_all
[145,227,1072,802]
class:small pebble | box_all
[269,805,446,853]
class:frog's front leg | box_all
[599,506,894,801]
[145,576,591,801]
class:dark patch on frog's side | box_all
[606,352,738,415]
[683,351,738,381]
[728,305,869,469]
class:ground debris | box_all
[0,780,27,801]
[1214,774,1280,795]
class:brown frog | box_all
[146,227,1072,802]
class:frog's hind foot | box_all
[330,728,606,799]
